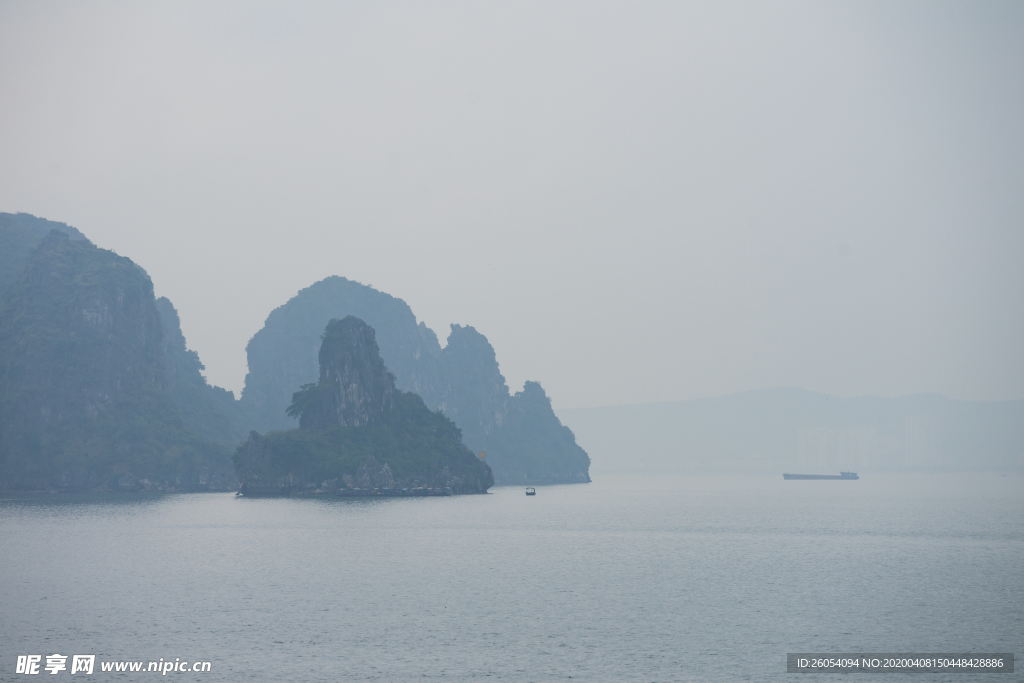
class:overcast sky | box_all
[1,1,1021,409]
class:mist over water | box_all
[3,474,1020,681]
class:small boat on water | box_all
[783,471,859,480]
[525,487,536,496]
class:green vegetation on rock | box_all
[235,317,493,494]
[242,276,441,432]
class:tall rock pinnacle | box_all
[290,316,396,430]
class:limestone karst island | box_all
[235,316,494,495]
[0,212,591,494]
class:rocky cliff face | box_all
[0,212,88,297]
[435,327,590,483]
[235,317,493,495]
[0,230,234,491]
[1,230,168,420]
[2,213,249,479]
[241,277,591,485]
[241,277,440,431]
[489,382,591,484]
[155,297,254,451]
[297,316,396,429]
[435,324,510,443]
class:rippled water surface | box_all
[1,474,1021,681]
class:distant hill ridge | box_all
[558,388,1024,475]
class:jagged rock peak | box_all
[436,323,509,433]
[240,275,441,432]
[289,316,396,430]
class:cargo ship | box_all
[782,471,859,480]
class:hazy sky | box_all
[1,1,1021,409]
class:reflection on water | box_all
[1,474,1021,681]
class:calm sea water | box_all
[1,474,1021,682]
